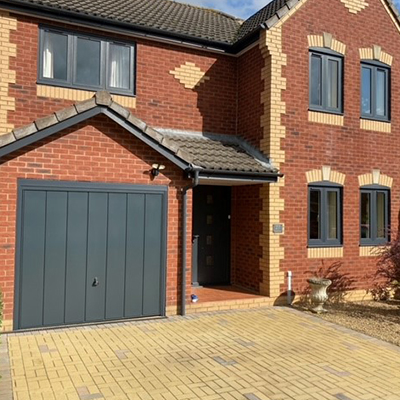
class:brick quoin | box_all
[0,115,193,323]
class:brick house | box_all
[0,0,399,331]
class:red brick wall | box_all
[231,185,263,292]
[9,14,237,135]
[237,45,264,147]
[279,0,400,294]
[0,114,192,324]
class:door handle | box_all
[92,277,99,287]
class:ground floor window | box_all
[360,188,389,245]
[308,185,342,247]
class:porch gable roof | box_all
[0,91,280,182]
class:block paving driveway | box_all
[2,307,400,400]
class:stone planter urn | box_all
[307,278,332,313]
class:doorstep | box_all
[166,285,276,316]
[186,295,275,314]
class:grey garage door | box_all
[15,180,167,330]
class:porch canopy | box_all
[0,91,281,185]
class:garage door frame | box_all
[14,179,169,330]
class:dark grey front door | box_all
[192,186,231,286]
[15,180,167,330]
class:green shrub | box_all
[369,236,400,300]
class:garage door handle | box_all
[92,277,99,287]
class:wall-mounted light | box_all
[151,163,166,177]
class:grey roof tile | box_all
[128,114,147,132]
[0,132,16,147]
[35,114,58,130]
[75,98,97,113]
[236,0,299,41]
[55,106,78,122]
[159,131,275,173]
[110,101,130,119]
[14,0,242,44]
[13,123,37,139]
[95,91,113,106]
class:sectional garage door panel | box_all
[16,181,167,330]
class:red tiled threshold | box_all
[186,285,275,314]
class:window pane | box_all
[361,67,371,115]
[309,189,321,240]
[376,192,386,239]
[108,44,130,89]
[42,31,68,81]
[327,190,338,240]
[361,192,371,239]
[327,59,339,109]
[310,55,322,106]
[376,69,386,117]
[75,37,101,86]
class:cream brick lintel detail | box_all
[360,118,391,133]
[37,85,137,109]
[308,247,343,258]
[358,169,393,188]
[340,0,369,14]
[359,246,384,257]
[359,46,393,66]
[0,12,17,136]
[169,62,210,89]
[308,111,344,126]
[307,33,346,55]
[306,166,346,185]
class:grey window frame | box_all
[309,48,344,115]
[38,27,136,96]
[360,186,390,246]
[308,183,343,247]
[360,61,390,122]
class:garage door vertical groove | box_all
[104,193,109,322]
[63,192,70,326]
[122,194,128,316]
[84,192,90,323]
[142,195,147,317]
[41,192,47,327]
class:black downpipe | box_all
[181,170,199,316]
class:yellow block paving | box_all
[3,308,400,400]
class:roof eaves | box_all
[0,0,236,49]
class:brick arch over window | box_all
[359,45,393,66]
[307,33,346,55]
[358,169,393,188]
[306,166,346,185]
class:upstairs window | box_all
[360,187,389,245]
[309,50,343,114]
[308,185,342,247]
[361,62,390,121]
[39,28,135,96]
